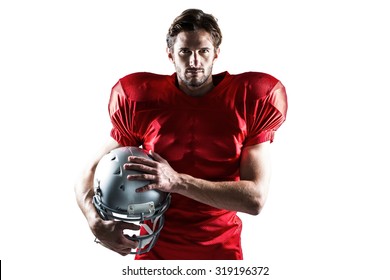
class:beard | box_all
[176,65,213,88]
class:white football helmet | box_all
[92,146,171,254]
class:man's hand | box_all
[91,216,141,256]
[124,150,180,193]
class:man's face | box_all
[168,29,219,95]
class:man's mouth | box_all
[186,68,204,74]
[186,69,204,78]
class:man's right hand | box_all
[90,215,141,256]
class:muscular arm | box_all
[74,138,140,256]
[178,142,271,215]
[74,138,120,222]
[128,141,272,215]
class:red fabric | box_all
[108,71,287,259]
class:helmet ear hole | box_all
[113,166,121,175]
[92,146,171,254]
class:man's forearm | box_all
[74,167,101,225]
[173,174,267,215]
[75,138,121,223]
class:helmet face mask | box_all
[92,146,171,254]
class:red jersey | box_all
[108,71,287,259]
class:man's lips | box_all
[186,68,204,74]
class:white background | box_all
[1,0,389,279]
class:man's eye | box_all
[200,49,210,53]
[180,49,191,54]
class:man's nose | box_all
[189,52,199,67]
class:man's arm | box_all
[74,138,140,256]
[126,141,272,215]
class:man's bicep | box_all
[240,141,271,185]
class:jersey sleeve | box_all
[245,81,287,146]
[108,80,142,147]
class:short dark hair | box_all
[166,9,222,51]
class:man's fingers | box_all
[127,173,155,181]
[127,156,157,166]
[123,162,157,174]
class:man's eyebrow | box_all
[178,46,211,49]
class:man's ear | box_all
[213,47,220,62]
[167,47,174,63]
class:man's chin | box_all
[185,77,206,88]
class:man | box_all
[75,8,287,260]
